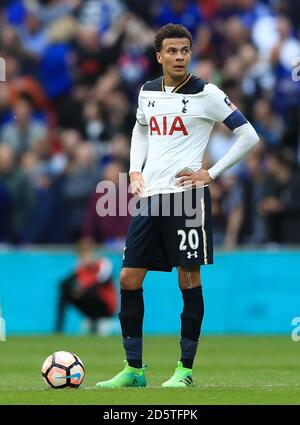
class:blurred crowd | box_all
[0,0,300,248]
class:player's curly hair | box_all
[154,23,193,52]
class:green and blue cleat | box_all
[162,361,193,388]
[96,360,147,388]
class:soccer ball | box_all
[42,351,85,389]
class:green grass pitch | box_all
[0,335,299,405]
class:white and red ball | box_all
[42,351,85,389]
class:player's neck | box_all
[163,72,189,87]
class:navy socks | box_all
[118,288,144,368]
[180,286,204,369]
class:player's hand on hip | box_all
[176,168,213,188]
[130,172,145,196]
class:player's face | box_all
[156,38,191,83]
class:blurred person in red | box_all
[55,237,118,334]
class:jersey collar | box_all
[161,73,192,93]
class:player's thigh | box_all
[177,265,201,290]
[160,187,213,268]
[120,267,148,290]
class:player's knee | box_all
[178,275,201,290]
[177,267,201,289]
[179,280,201,290]
[120,269,143,290]
[178,266,201,290]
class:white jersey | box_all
[134,74,248,197]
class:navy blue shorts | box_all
[122,187,213,271]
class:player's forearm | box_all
[208,123,259,180]
[129,121,148,174]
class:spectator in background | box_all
[104,89,136,138]
[0,24,28,65]
[236,0,271,29]
[38,17,76,102]
[153,0,203,38]
[209,180,227,245]
[83,160,132,247]
[191,24,215,62]
[252,98,283,148]
[238,43,275,118]
[0,181,11,242]
[63,142,100,241]
[221,173,244,250]
[259,150,300,244]
[123,0,156,24]
[55,237,118,335]
[21,156,66,244]
[50,128,81,175]
[25,0,79,26]
[4,0,27,26]
[1,95,48,159]
[75,25,116,87]
[269,15,300,153]
[117,15,157,101]
[81,99,108,144]
[78,0,124,34]
[0,144,34,243]
[277,0,300,28]
[270,15,300,75]
[55,84,86,130]
[16,9,49,58]
[214,16,250,66]
[237,144,266,245]
[4,54,49,112]
[109,133,130,171]
[94,66,122,105]
[191,58,220,84]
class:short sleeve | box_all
[136,87,147,126]
[203,83,248,130]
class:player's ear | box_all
[156,52,162,64]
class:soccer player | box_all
[96,23,259,388]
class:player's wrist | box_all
[129,171,142,178]
[206,169,215,181]
[206,169,214,182]
[195,169,214,184]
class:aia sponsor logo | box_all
[149,116,188,136]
